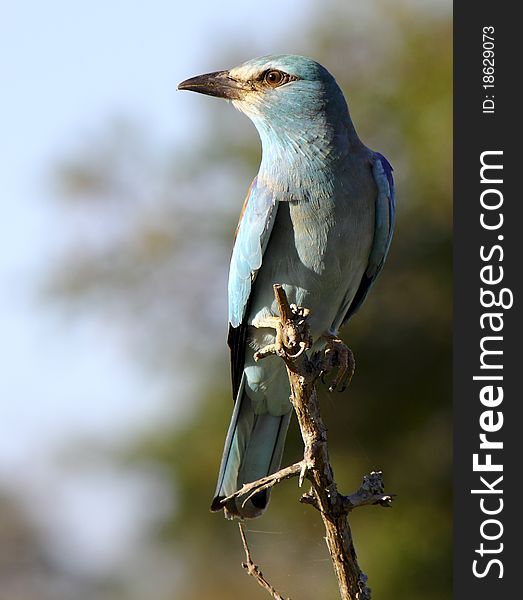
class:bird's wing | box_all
[227,177,278,398]
[342,152,395,324]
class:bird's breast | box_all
[248,168,375,341]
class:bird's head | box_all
[179,55,358,194]
[178,54,351,137]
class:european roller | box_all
[178,55,395,519]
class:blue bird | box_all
[178,55,394,519]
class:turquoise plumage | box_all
[178,55,395,518]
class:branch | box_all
[341,471,395,512]
[221,462,304,509]
[247,284,394,600]
[238,523,291,600]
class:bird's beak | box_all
[177,70,245,100]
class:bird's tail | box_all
[211,376,291,519]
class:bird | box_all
[178,54,395,519]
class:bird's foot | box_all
[253,304,312,362]
[319,334,355,392]
[251,315,281,330]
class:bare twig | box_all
[341,471,396,512]
[221,462,304,509]
[238,523,291,600]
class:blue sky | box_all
[0,0,316,574]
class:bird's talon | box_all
[320,335,355,392]
[287,340,307,358]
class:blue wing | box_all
[342,152,395,324]
[227,177,278,397]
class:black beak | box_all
[177,70,245,100]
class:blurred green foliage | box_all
[49,1,451,598]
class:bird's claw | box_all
[252,301,312,361]
[320,335,355,392]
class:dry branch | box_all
[238,523,291,600]
[222,461,304,509]
[235,284,394,600]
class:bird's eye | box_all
[264,70,286,87]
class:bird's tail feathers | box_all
[211,375,291,519]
